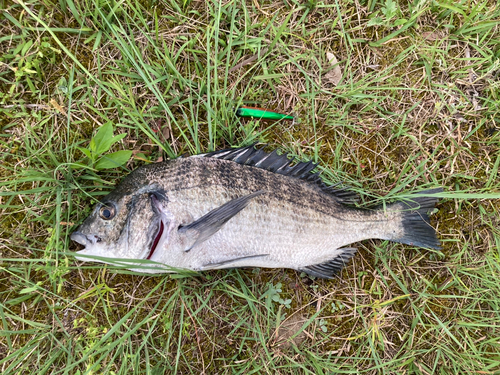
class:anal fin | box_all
[299,247,357,279]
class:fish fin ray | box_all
[387,188,442,249]
[204,145,359,205]
[202,143,258,161]
[179,190,265,251]
[299,247,357,279]
[200,254,269,270]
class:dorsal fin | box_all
[203,145,358,204]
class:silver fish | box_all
[71,145,441,278]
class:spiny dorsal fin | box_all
[299,247,357,279]
[204,145,358,204]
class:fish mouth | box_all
[70,231,101,248]
[147,219,164,260]
[71,231,105,260]
[70,231,87,247]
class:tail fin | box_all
[387,188,442,249]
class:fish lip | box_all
[71,231,100,261]
[70,231,88,247]
[70,231,102,248]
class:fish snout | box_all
[70,231,102,246]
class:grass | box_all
[1,0,500,373]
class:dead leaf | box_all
[161,125,170,142]
[275,314,308,348]
[49,98,67,116]
[324,52,342,86]
[422,31,447,41]
[229,47,269,72]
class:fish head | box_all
[71,185,175,267]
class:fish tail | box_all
[386,188,442,249]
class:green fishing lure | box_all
[235,106,294,121]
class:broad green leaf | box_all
[19,286,38,294]
[21,39,34,56]
[382,0,398,19]
[95,150,132,170]
[77,146,92,159]
[109,132,127,147]
[393,18,408,26]
[91,121,114,155]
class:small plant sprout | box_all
[76,121,132,170]
[263,282,292,309]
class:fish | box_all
[70,145,442,279]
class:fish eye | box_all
[99,204,116,220]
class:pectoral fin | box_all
[179,190,265,251]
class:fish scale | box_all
[71,145,442,279]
